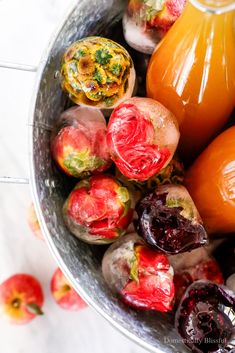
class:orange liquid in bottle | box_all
[184,126,235,235]
[147,1,235,162]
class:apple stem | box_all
[62,284,71,293]
[26,303,44,316]
[12,298,21,309]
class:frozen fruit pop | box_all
[123,0,186,54]
[63,175,133,244]
[116,156,185,195]
[102,233,175,312]
[51,106,111,178]
[60,37,136,109]
[169,247,223,305]
[107,97,180,182]
[144,156,185,189]
[175,281,235,353]
[135,184,208,254]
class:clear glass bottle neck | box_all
[189,0,235,14]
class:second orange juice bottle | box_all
[147,0,235,162]
[184,126,235,235]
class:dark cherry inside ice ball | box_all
[175,281,235,353]
[135,185,208,254]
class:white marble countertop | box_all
[0,1,148,352]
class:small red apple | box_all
[50,268,87,311]
[0,274,44,325]
[27,203,44,240]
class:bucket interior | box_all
[31,1,189,352]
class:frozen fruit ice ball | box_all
[102,233,175,312]
[51,106,111,178]
[60,37,136,109]
[107,97,180,181]
[170,247,223,305]
[63,175,133,244]
[136,184,208,254]
[175,280,235,353]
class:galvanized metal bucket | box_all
[28,1,189,352]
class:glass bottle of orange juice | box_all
[184,126,235,235]
[147,0,235,162]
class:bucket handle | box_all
[0,177,29,184]
[0,60,37,184]
[0,60,37,72]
